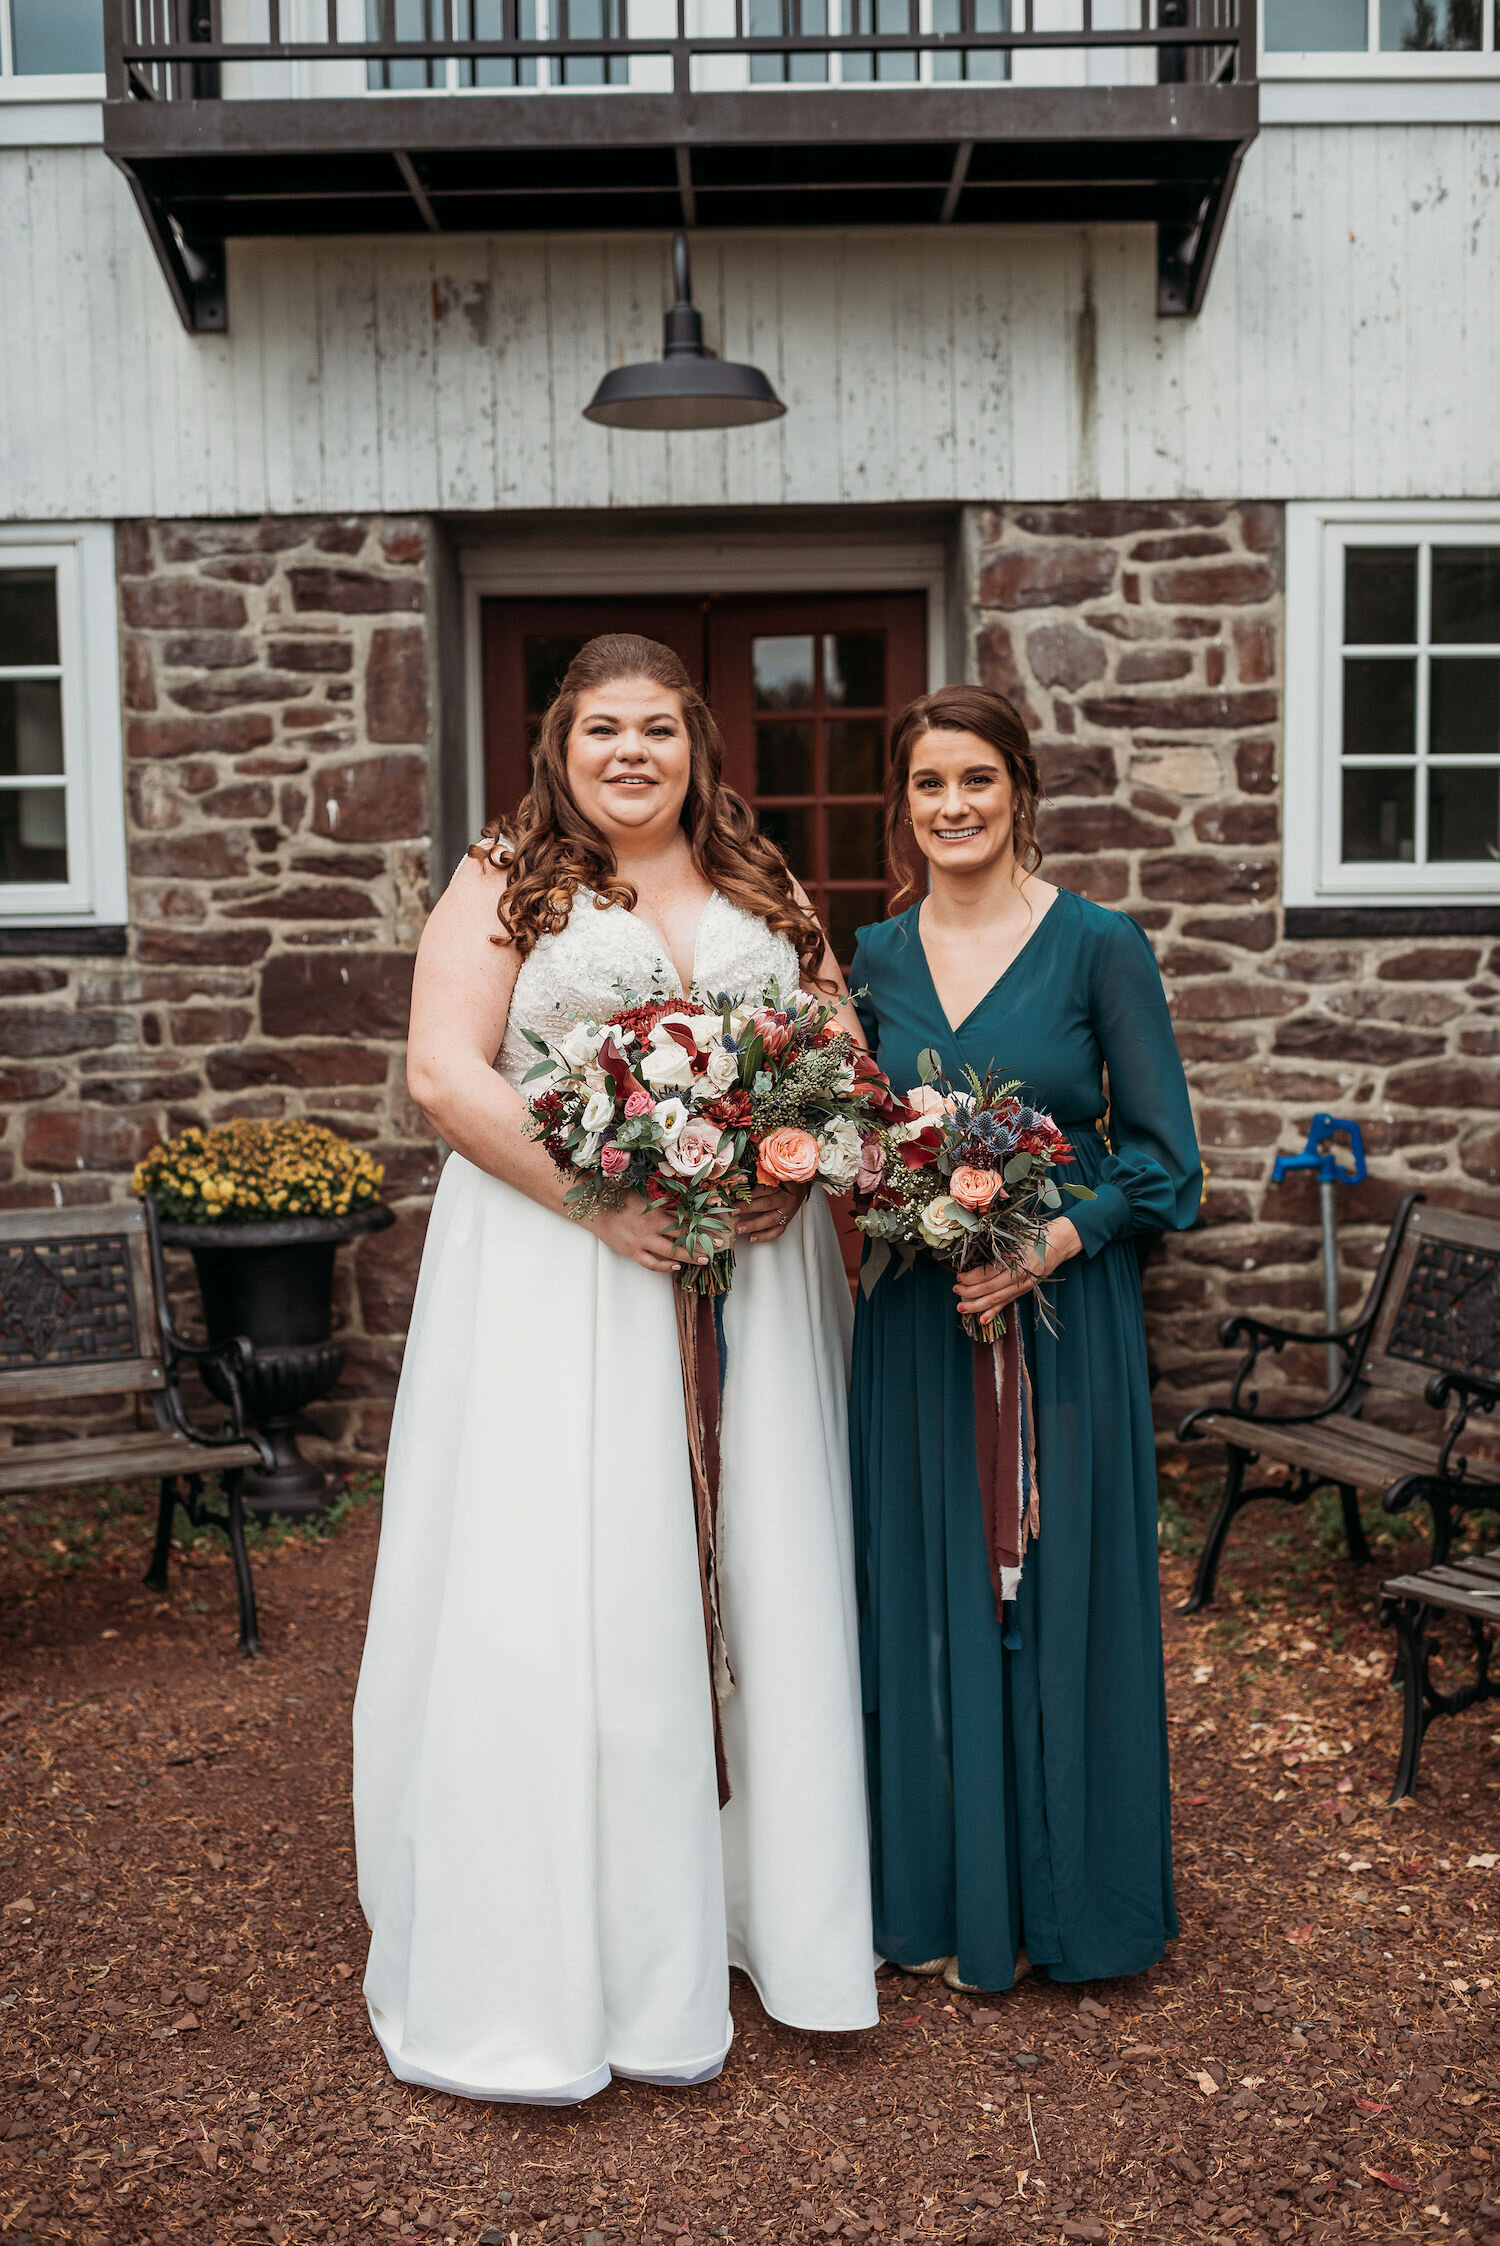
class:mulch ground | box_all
[0,1462,1495,2246]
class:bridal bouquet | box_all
[855,1049,1094,1346]
[522,984,902,1298]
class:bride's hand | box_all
[952,1217,1082,1323]
[737,1181,808,1244]
[589,1200,729,1275]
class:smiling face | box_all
[906,727,1018,880]
[564,677,694,849]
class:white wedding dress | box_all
[352,886,877,2103]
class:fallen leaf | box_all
[1181,1795,1211,1807]
[1192,2070,1219,2097]
[1467,1853,1498,1871]
[1285,1925,1315,1946]
[1353,2096,1391,2115]
[1364,2167,1415,2194]
[3,1896,34,1917]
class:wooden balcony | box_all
[103,2,1258,332]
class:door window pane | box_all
[1341,769,1415,862]
[1429,766,1500,861]
[1380,0,1481,47]
[0,570,59,667]
[824,632,885,707]
[758,805,815,876]
[826,805,884,881]
[1431,547,1500,643]
[1343,659,1416,758]
[1430,659,1500,757]
[0,788,67,885]
[826,888,887,965]
[9,0,105,73]
[752,636,815,710]
[0,681,65,779]
[755,722,814,797]
[826,717,885,794]
[1344,547,1416,646]
[1264,0,1367,47]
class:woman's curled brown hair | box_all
[471,633,826,985]
[884,682,1043,911]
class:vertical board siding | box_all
[2,124,1499,521]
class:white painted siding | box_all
[1,122,1496,519]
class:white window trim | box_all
[1284,501,1500,913]
[1262,0,1497,75]
[0,523,127,929]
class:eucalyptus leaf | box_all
[1003,1153,1034,1184]
[1060,1181,1098,1201]
[520,1059,556,1085]
[1042,1184,1061,1210]
[916,1046,943,1085]
[860,1236,892,1299]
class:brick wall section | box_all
[0,515,442,1463]
[972,501,1500,1430]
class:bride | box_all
[352,633,878,2102]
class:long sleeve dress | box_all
[848,888,1202,1990]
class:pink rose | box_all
[854,1136,887,1196]
[951,1166,1004,1212]
[905,1083,952,1119]
[600,1143,631,1180]
[623,1089,654,1119]
[661,1116,725,1180]
[757,1126,819,1187]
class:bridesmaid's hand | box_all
[953,1217,1082,1322]
[737,1181,808,1244]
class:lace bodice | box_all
[497,887,800,1094]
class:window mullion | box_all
[1366,0,1378,54]
[1414,540,1431,868]
[1324,522,1348,892]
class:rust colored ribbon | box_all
[672,1285,734,1808]
[972,1314,1040,1626]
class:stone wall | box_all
[0,514,442,1463]
[972,501,1500,1428]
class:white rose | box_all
[571,1130,604,1170]
[641,1040,694,1091]
[704,1042,739,1094]
[559,1021,603,1069]
[691,1017,723,1050]
[652,1097,689,1145]
[581,1088,615,1134]
[918,1195,966,1249]
[815,1117,864,1189]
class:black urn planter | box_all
[160,1205,395,1520]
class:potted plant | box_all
[134,1118,394,1519]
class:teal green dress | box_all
[848,889,1202,1989]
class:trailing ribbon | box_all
[672,1285,734,1807]
[972,1314,1040,1641]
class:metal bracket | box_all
[125,174,228,333]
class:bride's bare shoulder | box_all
[419,836,516,958]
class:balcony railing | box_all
[102,1,1258,331]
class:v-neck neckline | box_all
[913,887,1067,1039]
[622,890,718,999]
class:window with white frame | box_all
[1264,0,1497,63]
[1284,506,1500,909]
[0,526,127,929]
[0,0,105,90]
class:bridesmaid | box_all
[848,684,1202,1994]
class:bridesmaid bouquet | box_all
[855,1051,1095,1619]
[855,1049,1095,1346]
[521,984,902,1298]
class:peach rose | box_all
[757,1126,819,1187]
[951,1166,1005,1212]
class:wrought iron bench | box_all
[0,1202,273,1651]
[1177,1196,1500,1614]
[1378,1551,1500,1800]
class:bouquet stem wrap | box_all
[672,1285,735,1808]
[972,1315,1040,1637]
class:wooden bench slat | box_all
[1380,1574,1500,1619]
[0,1430,263,1497]
[1191,1411,1482,1487]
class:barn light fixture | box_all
[583,232,786,432]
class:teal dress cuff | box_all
[1067,1178,1134,1259]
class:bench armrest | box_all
[1425,1367,1500,1481]
[1178,1311,1368,1431]
[157,1335,275,1473]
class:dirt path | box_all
[0,1467,1495,2246]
